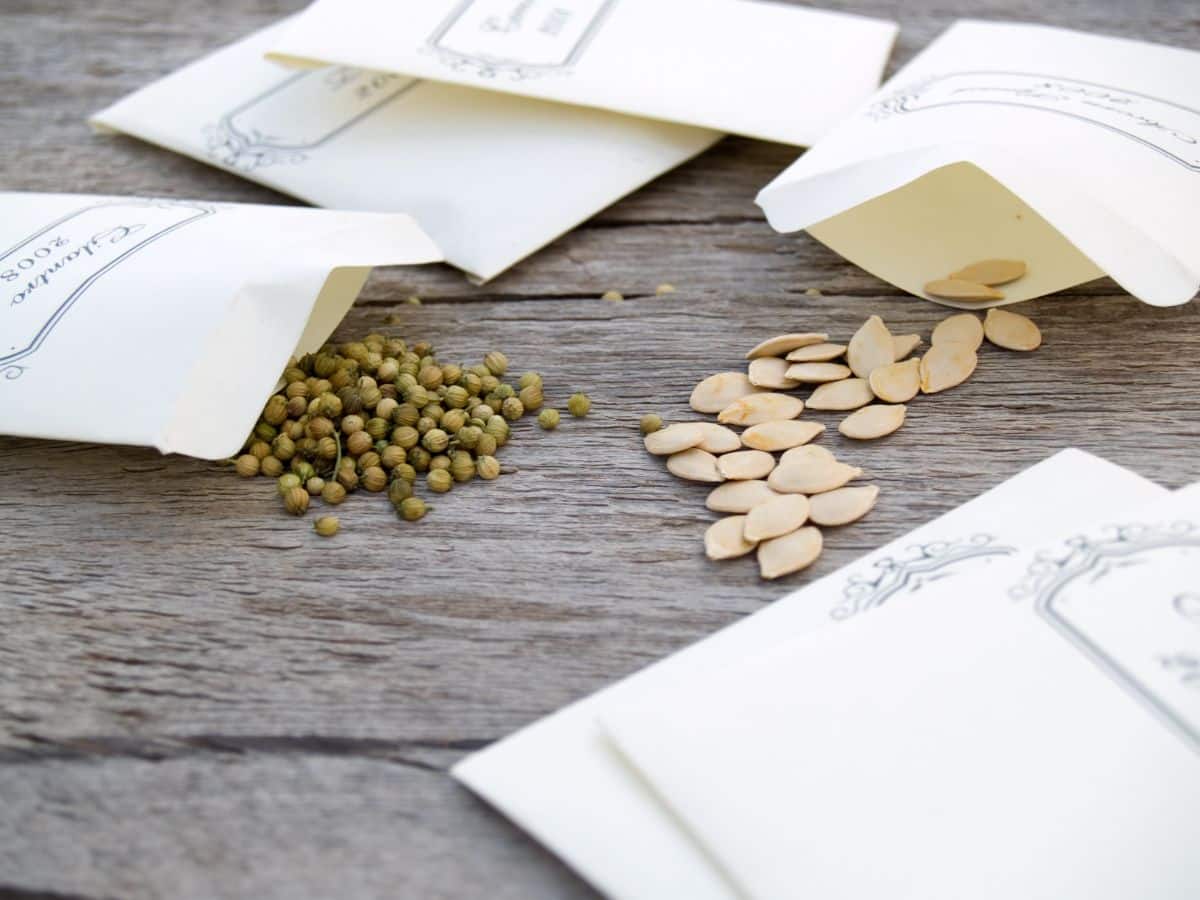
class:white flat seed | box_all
[892,333,922,360]
[925,279,1004,302]
[780,444,837,467]
[667,448,725,482]
[839,404,907,440]
[747,357,800,389]
[705,515,756,560]
[717,393,805,426]
[690,372,761,413]
[785,342,847,363]
[950,259,1027,286]
[847,315,895,379]
[644,422,705,455]
[984,308,1042,351]
[931,313,984,350]
[717,449,776,481]
[920,344,978,394]
[805,378,875,411]
[868,358,921,403]
[742,420,826,452]
[809,485,880,526]
[758,526,823,580]
[768,459,862,495]
[784,362,852,384]
[694,423,743,454]
[706,480,780,514]
[744,494,811,542]
[746,332,829,360]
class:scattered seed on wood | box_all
[785,342,847,363]
[839,404,907,440]
[920,343,978,394]
[748,357,800,389]
[705,515,756,560]
[847,315,895,379]
[868,358,921,403]
[706,480,780,514]
[768,459,862,494]
[931,313,984,350]
[741,420,826,452]
[892,334,922,360]
[984,308,1042,351]
[925,279,1005,302]
[717,449,776,481]
[809,485,880,526]
[805,378,875,411]
[744,494,811,542]
[746,333,829,360]
[717,393,805,426]
[950,259,1027,286]
[644,423,704,455]
[694,423,743,454]
[691,372,761,413]
[758,526,823,580]
[780,444,837,467]
[784,362,853,384]
[667,448,725,482]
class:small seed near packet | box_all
[91,19,721,283]
[0,192,440,459]
[601,484,1200,900]
[451,450,1165,900]
[757,21,1200,308]
[266,0,899,145]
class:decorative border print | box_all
[426,0,617,80]
[831,534,1017,621]
[206,68,416,173]
[1012,523,1200,753]
[869,71,1200,172]
[1,200,214,380]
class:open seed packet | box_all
[757,21,1200,308]
[91,19,720,283]
[0,192,440,459]
[266,0,898,145]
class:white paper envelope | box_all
[91,20,720,283]
[266,0,898,146]
[0,192,441,459]
[757,21,1200,308]
[451,450,1165,899]
[602,485,1200,900]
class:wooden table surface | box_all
[2,1,1198,898]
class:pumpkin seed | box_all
[784,362,853,384]
[768,459,861,494]
[706,479,780,514]
[780,444,837,467]
[892,333,922,360]
[717,393,804,426]
[746,333,829,360]
[868,358,921,403]
[805,378,874,411]
[808,485,880,526]
[690,372,761,413]
[931,313,984,350]
[757,526,823,580]
[839,404,907,440]
[984,308,1042,351]
[924,279,1004,302]
[694,422,743,454]
[950,259,1027,286]
[705,515,756,560]
[785,342,847,363]
[744,494,811,542]
[667,448,725,482]
[847,315,895,378]
[748,357,800,389]
[644,422,705,455]
[920,343,978,394]
[717,449,776,481]
[742,420,825,452]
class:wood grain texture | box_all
[0,1,1198,898]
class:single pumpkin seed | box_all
[784,362,853,384]
[780,444,837,467]
[950,258,1027,286]
[746,332,829,360]
[846,315,895,378]
[667,448,725,482]
[748,357,800,389]
[717,449,776,481]
[694,422,743,454]
[839,404,907,440]
[808,485,880,526]
[744,494,811,542]
[785,342,847,363]
[868,358,921,403]
[742,420,825,452]
[690,372,761,413]
[757,526,823,580]
[706,480,780,514]
[644,422,705,455]
[920,344,978,394]
[931,313,984,350]
[892,333,922,360]
[717,393,804,426]
[768,459,862,495]
[924,279,1005,302]
[705,516,756,560]
[805,378,875,411]
[984,308,1042,351]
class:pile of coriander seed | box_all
[231,333,591,535]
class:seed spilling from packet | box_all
[925,258,1029,302]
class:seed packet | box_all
[0,192,440,459]
[757,21,1200,308]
